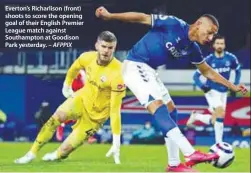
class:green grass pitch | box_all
[0,142,250,172]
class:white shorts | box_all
[205,89,227,113]
[122,60,172,107]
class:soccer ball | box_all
[209,142,235,168]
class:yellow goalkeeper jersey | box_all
[64,51,126,134]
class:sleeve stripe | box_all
[151,14,154,27]
[236,65,241,70]
[191,58,206,65]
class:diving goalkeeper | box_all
[14,31,125,164]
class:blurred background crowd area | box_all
[0,0,250,147]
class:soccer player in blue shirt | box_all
[96,6,247,172]
[187,35,241,144]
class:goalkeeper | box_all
[14,31,125,164]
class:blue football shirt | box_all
[127,14,205,69]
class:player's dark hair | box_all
[202,14,219,29]
[213,34,225,43]
[97,31,117,42]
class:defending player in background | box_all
[14,31,125,165]
[96,6,247,172]
[56,70,86,142]
[187,35,241,143]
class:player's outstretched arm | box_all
[95,6,151,25]
[193,71,211,93]
[106,77,126,164]
[193,71,203,88]
[196,62,247,95]
[106,96,122,164]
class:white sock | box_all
[214,118,224,143]
[195,113,212,125]
[164,137,180,166]
[166,127,195,156]
[53,150,59,159]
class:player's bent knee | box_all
[53,111,68,123]
[166,100,176,112]
[211,114,217,124]
[146,100,165,115]
[215,106,225,118]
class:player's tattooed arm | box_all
[196,61,247,95]
[96,6,151,25]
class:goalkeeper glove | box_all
[62,83,74,98]
[106,134,121,164]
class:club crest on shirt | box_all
[225,61,230,67]
[117,84,125,90]
[100,75,107,82]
